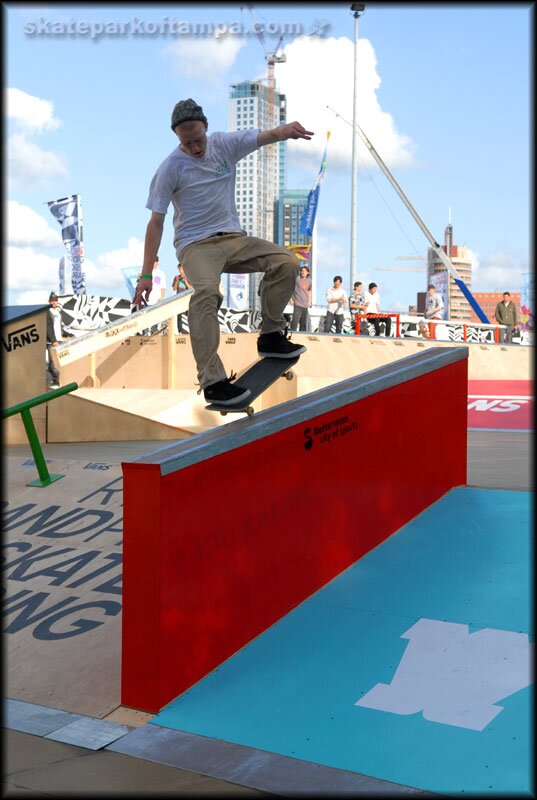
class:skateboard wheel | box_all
[285,370,294,381]
[246,407,254,416]
[220,411,228,417]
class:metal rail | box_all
[3,382,79,487]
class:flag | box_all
[58,256,65,294]
[48,194,86,295]
[288,244,312,261]
[121,266,141,300]
[299,132,330,237]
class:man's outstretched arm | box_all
[258,122,314,147]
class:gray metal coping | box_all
[108,722,435,795]
[127,346,468,477]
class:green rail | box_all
[3,382,79,487]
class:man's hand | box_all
[281,121,314,141]
[258,122,314,147]
[133,277,152,309]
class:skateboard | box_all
[205,356,300,416]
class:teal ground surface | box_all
[151,488,533,796]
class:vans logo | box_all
[2,324,40,353]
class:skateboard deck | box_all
[205,356,300,416]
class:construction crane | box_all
[245,3,286,97]
[245,2,286,242]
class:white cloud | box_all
[164,37,246,85]
[8,133,69,187]
[276,36,417,172]
[6,245,62,292]
[471,248,528,293]
[96,237,144,270]
[6,89,68,187]
[7,201,62,248]
[5,238,143,303]
[6,87,62,134]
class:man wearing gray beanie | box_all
[134,98,314,406]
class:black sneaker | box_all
[203,375,251,406]
[257,329,306,358]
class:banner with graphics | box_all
[48,194,86,295]
[429,270,449,320]
[299,132,330,237]
[519,272,534,331]
[228,273,248,310]
[58,256,66,295]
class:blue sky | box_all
[5,2,532,311]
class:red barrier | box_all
[121,350,468,713]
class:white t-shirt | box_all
[364,291,381,313]
[146,130,260,260]
[425,292,444,319]
[326,287,348,315]
[50,306,63,341]
[147,268,167,305]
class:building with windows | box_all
[226,81,286,309]
[427,224,474,321]
[274,189,315,302]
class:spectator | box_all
[363,282,391,337]
[290,265,312,332]
[46,292,71,388]
[424,284,444,320]
[172,262,191,333]
[325,275,348,334]
[494,291,518,343]
[349,281,366,334]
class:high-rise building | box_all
[227,81,286,309]
[427,223,473,321]
[275,189,309,248]
[274,189,316,302]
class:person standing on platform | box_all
[290,265,312,332]
[46,292,70,388]
[324,275,348,334]
[349,281,366,334]
[363,282,391,337]
[494,291,518,343]
[424,284,445,321]
[134,98,313,406]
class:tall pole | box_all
[350,5,364,292]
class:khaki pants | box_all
[181,233,299,388]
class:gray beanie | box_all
[171,99,207,131]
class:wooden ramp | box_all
[47,389,201,442]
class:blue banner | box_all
[299,133,330,237]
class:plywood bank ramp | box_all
[47,389,196,442]
[121,346,469,713]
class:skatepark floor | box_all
[3,428,532,796]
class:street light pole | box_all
[350,4,365,292]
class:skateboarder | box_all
[134,98,314,406]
